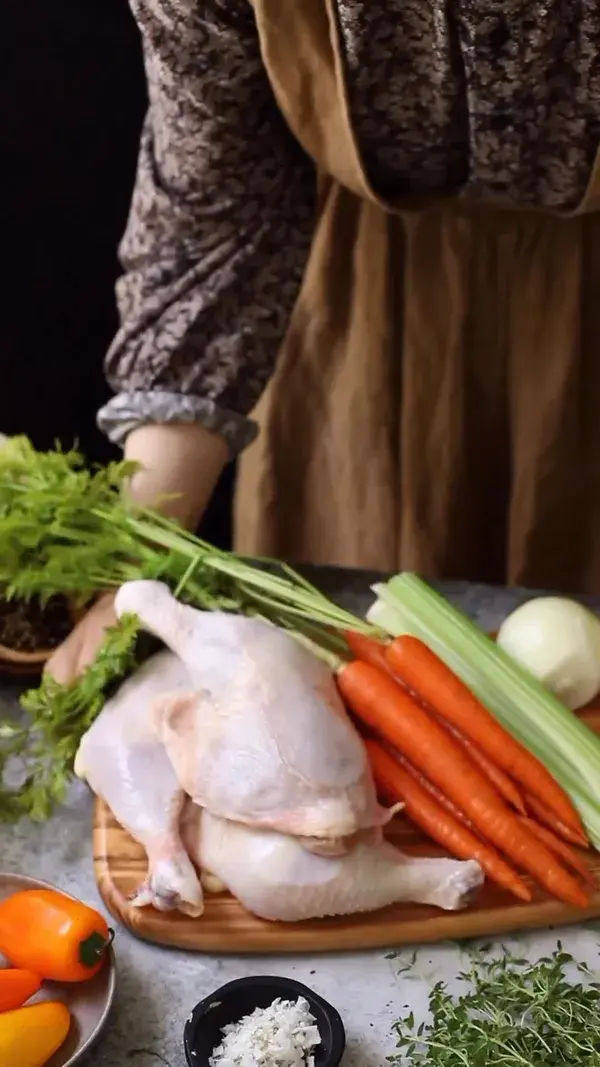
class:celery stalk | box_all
[367,585,412,634]
[369,573,600,847]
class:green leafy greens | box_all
[0,436,373,819]
[0,436,371,627]
[0,614,141,820]
[391,943,600,1067]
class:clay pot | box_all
[0,642,54,677]
[0,599,81,679]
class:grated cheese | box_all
[209,996,321,1067]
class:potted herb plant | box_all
[0,594,75,677]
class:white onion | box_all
[497,597,600,710]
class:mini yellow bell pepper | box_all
[0,1000,71,1066]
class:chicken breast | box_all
[115,581,390,842]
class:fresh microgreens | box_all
[390,942,600,1067]
[0,436,373,819]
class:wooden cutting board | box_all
[93,703,600,954]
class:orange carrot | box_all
[346,632,525,813]
[524,791,589,848]
[519,817,595,887]
[436,718,526,813]
[395,753,474,828]
[385,635,584,836]
[366,739,531,901]
[353,720,474,827]
[344,632,392,673]
[337,660,589,907]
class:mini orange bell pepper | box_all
[0,1000,71,1067]
[0,889,113,982]
[0,968,41,1011]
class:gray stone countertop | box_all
[2,572,600,1067]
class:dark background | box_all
[1,0,234,546]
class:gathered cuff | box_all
[97,391,258,456]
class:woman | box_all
[48,0,600,681]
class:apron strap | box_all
[254,0,375,200]
[572,151,600,215]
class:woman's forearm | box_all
[99,0,314,462]
[124,422,229,530]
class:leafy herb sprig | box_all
[0,614,141,820]
[0,436,372,819]
[391,943,600,1067]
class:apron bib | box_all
[235,0,600,594]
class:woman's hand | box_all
[45,593,118,684]
[45,422,229,683]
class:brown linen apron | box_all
[235,0,600,594]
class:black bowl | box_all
[183,975,346,1067]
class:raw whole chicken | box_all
[76,629,484,918]
[114,581,389,843]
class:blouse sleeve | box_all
[98,0,315,455]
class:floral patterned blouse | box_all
[98,0,600,454]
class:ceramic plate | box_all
[0,873,116,1066]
